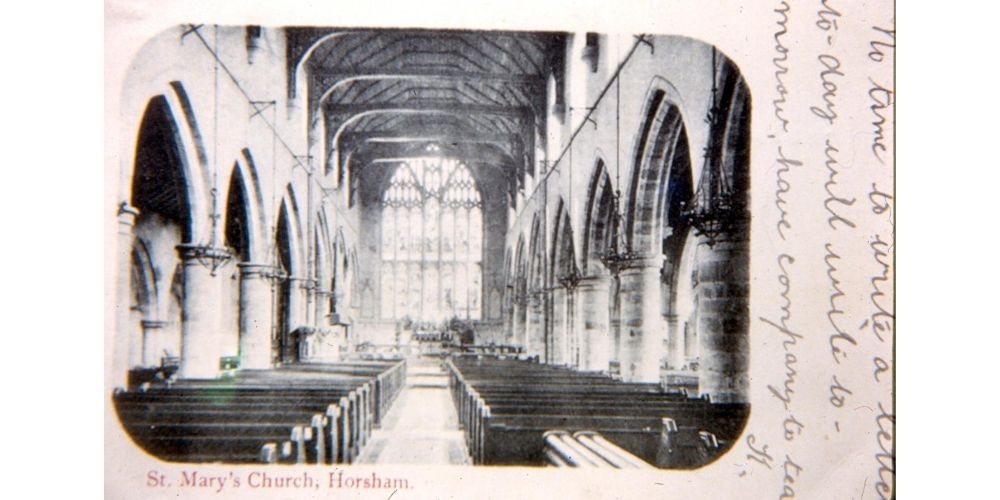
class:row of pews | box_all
[113,360,406,464]
[446,356,749,469]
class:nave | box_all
[110,25,752,470]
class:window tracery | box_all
[380,153,483,322]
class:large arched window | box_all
[380,151,483,322]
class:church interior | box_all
[110,25,751,469]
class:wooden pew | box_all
[113,360,407,465]
[445,357,749,468]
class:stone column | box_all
[551,287,566,364]
[113,204,139,388]
[577,274,611,372]
[329,290,344,324]
[128,317,145,369]
[288,277,310,332]
[315,287,331,328]
[697,230,750,403]
[512,294,527,351]
[617,255,666,383]
[501,288,513,341]
[177,244,229,379]
[609,275,622,366]
[141,320,169,367]
[526,291,545,360]
[664,313,683,369]
[239,263,274,370]
[563,286,578,368]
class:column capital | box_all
[176,243,232,261]
[176,244,233,276]
[577,273,612,288]
[289,276,318,290]
[117,202,140,226]
[617,253,665,275]
[237,262,277,279]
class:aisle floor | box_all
[355,358,471,465]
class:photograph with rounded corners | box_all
[109,24,752,471]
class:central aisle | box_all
[355,357,471,465]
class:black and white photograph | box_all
[103,2,894,498]
[111,23,750,469]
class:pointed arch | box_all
[273,201,296,364]
[625,89,694,256]
[512,233,528,347]
[281,184,306,275]
[527,214,545,291]
[717,73,752,216]
[238,148,269,261]
[551,199,578,281]
[130,95,196,242]
[329,227,349,318]
[275,201,295,276]
[224,164,251,262]
[314,209,334,279]
[130,239,158,318]
[582,159,616,275]
[550,199,579,366]
[513,234,527,297]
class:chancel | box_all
[111,25,751,469]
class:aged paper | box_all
[104,0,895,498]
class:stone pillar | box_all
[329,290,345,324]
[141,320,169,367]
[577,274,611,372]
[177,244,229,379]
[697,231,750,403]
[315,287,331,328]
[128,317,145,369]
[512,294,527,351]
[526,291,546,360]
[501,288,513,341]
[609,275,622,366]
[113,204,139,388]
[617,255,666,383]
[288,277,311,332]
[551,287,566,365]
[664,314,683,369]
[564,287,578,368]
[239,263,274,370]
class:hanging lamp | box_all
[600,54,638,275]
[683,46,744,247]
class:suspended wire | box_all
[513,35,647,230]
[186,25,357,238]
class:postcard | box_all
[105,1,894,498]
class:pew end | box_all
[260,443,278,464]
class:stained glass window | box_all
[381,152,483,321]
